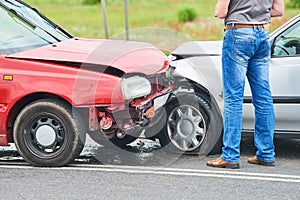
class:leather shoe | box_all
[207,157,239,169]
[247,156,275,166]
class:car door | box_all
[243,17,300,134]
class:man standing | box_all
[207,0,284,169]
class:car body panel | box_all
[8,38,168,75]
[171,41,223,109]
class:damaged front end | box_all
[86,67,175,143]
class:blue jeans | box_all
[221,27,275,163]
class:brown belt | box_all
[224,24,270,31]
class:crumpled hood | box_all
[172,41,222,57]
[8,38,168,75]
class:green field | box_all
[26,0,299,44]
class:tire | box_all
[158,92,223,155]
[13,99,86,167]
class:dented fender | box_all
[170,41,224,112]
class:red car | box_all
[0,0,174,166]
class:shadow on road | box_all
[241,136,300,159]
[79,136,300,166]
[1,136,299,166]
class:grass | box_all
[25,0,299,50]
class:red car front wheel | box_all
[13,99,85,167]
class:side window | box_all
[272,20,300,57]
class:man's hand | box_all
[215,0,230,19]
[271,0,284,17]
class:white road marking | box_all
[0,163,300,183]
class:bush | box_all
[288,0,300,8]
[82,0,98,5]
[178,8,197,23]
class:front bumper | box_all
[86,85,174,132]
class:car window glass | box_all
[4,0,70,41]
[272,20,300,57]
[0,6,56,55]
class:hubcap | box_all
[36,125,56,147]
[178,119,194,137]
[25,115,65,157]
[167,105,206,151]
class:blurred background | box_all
[26,0,300,41]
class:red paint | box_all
[0,38,169,146]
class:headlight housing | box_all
[121,76,151,100]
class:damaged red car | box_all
[0,0,175,166]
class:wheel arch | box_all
[174,77,223,118]
[7,92,73,142]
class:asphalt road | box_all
[0,136,299,200]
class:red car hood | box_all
[8,38,168,75]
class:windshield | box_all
[5,0,71,40]
[0,0,71,55]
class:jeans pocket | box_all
[232,36,253,65]
[257,39,271,63]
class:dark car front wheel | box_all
[13,99,85,167]
[158,93,223,155]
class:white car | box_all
[158,14,300,154]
